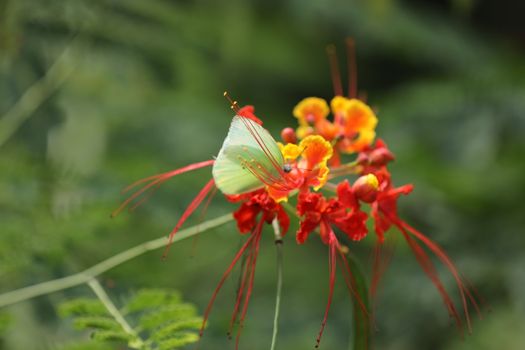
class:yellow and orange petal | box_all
[313,164,330,191]
[315,119,338,141]
[266,185,289,203]
[277,142,302,161]
[342,129,376,153]
[342,99,378,133]
[293,97,329,126]
[299,135,333,169]
[330,96,350,116]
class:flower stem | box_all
[270,218,284,350]
[0,213,233,308]
[87,278,144,349]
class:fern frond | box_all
[59,298,108,317]
[91,329,134,342]
[157,332,200,350]
[73,316,121,331]
[124,289,181,314]
[59,288,201,350]
[152,317,203,341]
[139,303,197,330]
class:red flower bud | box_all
[281,127,297,144]
[352,174,379,203]
[356,152,369,165]
[369,147,395,166]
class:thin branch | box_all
[87,278,144,349]
[0,213,233,308]
[0,40,76,148]
[270,218,283,350]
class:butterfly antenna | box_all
[345,38,358,99]
[224,91,240,113]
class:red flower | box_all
[228,189,289,235]
[296,181,368,245]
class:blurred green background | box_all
[1,0,524,349]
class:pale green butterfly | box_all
[212,116,290,195]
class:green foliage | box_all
[0,312,10,336]
[59,288,202,350]
[59,298,109,317]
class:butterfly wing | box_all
[213,116,284,195]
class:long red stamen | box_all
[200,233,256,337]
[397,219,481,330]
[370,236,397,301]
[190,186,219,257]
[239,117,286,178]
[228,247,252,338]
[240,153,284,186]
[111,159,214,217]
[239,157,292,192]
[398,225,463,332]
[240,158,277,187]
[326,45,343,97]
[316,227,337,348]
[346,38,358,99]
[235,219,264,350]
[162,179,216,259]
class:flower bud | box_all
[356,152,369,165]
[369,147,395,166]
[352,174,379,203]
[281,127,297,144]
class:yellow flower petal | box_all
[330,96,350,116]
[278,142,302,161]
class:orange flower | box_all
[269,135,333,202]
[293,97,330,126]
[333,97,378,153]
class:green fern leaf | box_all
[59,298,108,317]
[73,316,121,331]
[152,317,203,341]
[91,330,134,342]
[59,288,201,350]
[124,289,181,314]
[157,332,200,350]
[139,303,197,330]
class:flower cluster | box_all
[114,41,480,349]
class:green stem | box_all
[87,278,144,349]
[270,218,283,350]
[0,213,233,308]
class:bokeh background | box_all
[1,0,524,349]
